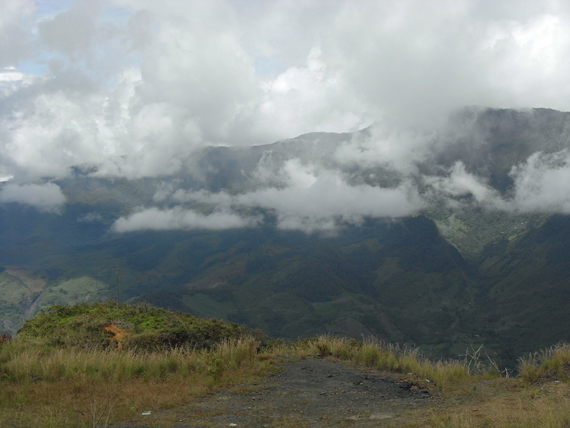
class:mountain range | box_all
[1,107,570,367]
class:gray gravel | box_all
[112,357,435,427]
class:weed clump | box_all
[518,343,570,383]
[299,335,469,386]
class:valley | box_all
[2,108,570,369]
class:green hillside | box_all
[2,109,570,367]
[2,209,570,367]
[2,211,570,367]
[19,301,250,351]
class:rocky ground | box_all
[112,357,437,427]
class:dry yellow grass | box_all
[0,338,275,428]
[518,342,570,383]
[427,381,570,428]
[298,335,470,387]
[3,335,570,427]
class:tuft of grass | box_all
[518,343,570,383]
[0,338,267,384]
[298,335,469,386]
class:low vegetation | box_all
[17,301,252,351]
[518,342,570,383]
[285,335,470,387]
[1,302,570,427]
[0,302,270,427]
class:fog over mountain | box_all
[101,108,570,235]
[2,1,570,204]
[3,107,567,237]
[5,2,570,360]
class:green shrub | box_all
[355,344,381,366]
[18,301,249,351]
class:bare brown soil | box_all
[104,323,128,349]
[112,357,437,427]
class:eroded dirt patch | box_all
[104,324,128,349]
[114,357,435,427]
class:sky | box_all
[2,0,570,231]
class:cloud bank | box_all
[112,207,260,232]
[3,1,570,232]
[2,0,570,182]
[109,114,570,233]
[509,150,570,214]
[0,182,66,212]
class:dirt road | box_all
[114,357,435,427]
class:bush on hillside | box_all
[18,301,250,351]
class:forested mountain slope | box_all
[2,107,570,365]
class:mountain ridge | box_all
[1,107,570,366]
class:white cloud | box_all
[0,65,38,98]
[0,66,23,82]
[257,46,372,137]
[2,0,570,224]
[421,149,570,214]
[482,14,570,109]
[508,150,570,213]
[37,0,99,58]
[0,182,66,212]
[334,126,432,173]
[426,161,498,204]
[323,0,570,128]
[282,159,318,188]
[0,0,34,68]
[2,0,570,183]
[163,160,422,233]
[1,67,202,180]
[112,207,260,232]
[236,175,421,232]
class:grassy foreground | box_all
[2,303,570,427]
[303,338,570,428]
